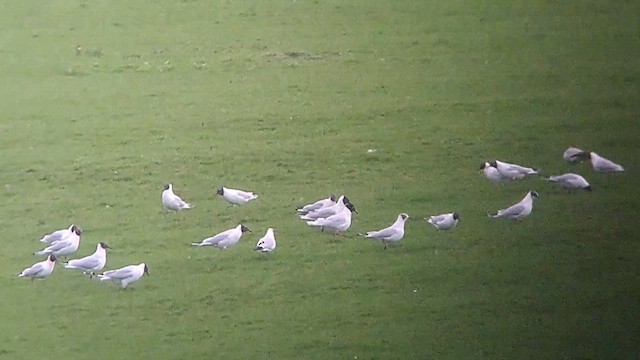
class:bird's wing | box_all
[429,215,447,223]
[367,226,397,239]
[67,256,101,270]
[102,266,136,279]
[22,263,45,276]
[497,203,526,218]
[44,240,71,252]
[202,230,232,245]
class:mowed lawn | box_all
[0,1,639,359]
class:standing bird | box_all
[300,195,356,220]
[296,195,337,215]
[544,173,591,191]
[588,152,624,173]
[255,228,276,253]
[39,224,79,244]
[191,224,251,249]
[305,204,355,235]
[97,263,149,289]
[359,213,409,249]
[64,242,111,277]
[426,212,461,231]
[18,255,57,281]
[162,184,193,211]
[489,191,539,220]
[216,186,259,206]
[34,226,82,259]
[563,147,588,163]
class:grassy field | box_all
[1,0,639,359]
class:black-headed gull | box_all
[216,186,258,205]
[39,224,80,244]
[588,152,624,172]
[489,160,539,180]
[64,242,111,277]
[255,228,276,253]
[296,195,337,214]
[479,162,504,182]
[98,263,149,289]
[191,224,251,249]
[18,255,56,281]
[162,184,193,211]
[563,147,588,163]
[34,226,82,259]
[489,191,539,220]
[426,212,460,231]
[299,195,356,221]
[359,213,409,249]
[544,173,591,191]
[305,205,355,235]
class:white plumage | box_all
[162,183,193,211]
[34,226,82,259]
[64,242,110,276]
[490,191,539,220]
[426,212,460,231]
[545,173,591,191]
[191,224,251,249]
[255,228,276,253]
[216,186,258,205]
[588,152,624,172]
[18,255,56,280]
[359,213,409,249]
[98,263,149,289]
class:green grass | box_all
[1,0,639,359]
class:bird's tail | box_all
[306,220,321,227]
[191,242,203,246]
[357,233,369,238]
[487,212,497,218]
[34,250,48,256]
[300,215,314,221]
[97,275,109,281]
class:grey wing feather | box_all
[367,227,397,239]
[497,203,526,217]
[45,241,70,252]
[68,257,100,270]
[22,263,45,276]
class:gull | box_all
[489,191,539,220]
[564,147,588,163]
[305,205,355,235]
[98,263,149,289]
[299,195,356,221]
[216,186,258,205]
[255,228,276,253]
[64,242,111,277]
[296,194,337,214]
[426,212,461,231]
[39,224,80,244]
[162,184,193,211]
[479,161,505,182]
[191,224,251,249]
[493,160,539,180]
[588,152,624,172]
[34,226,82,259]
[18,255,56,281]
[544,173,591,191]
[359,213,409,249]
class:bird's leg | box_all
[383,241,387,250]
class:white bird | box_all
[162,183,192,211]
[426,212,461,231]
[479,162,505,182]
[255,228,276,253]
[191,224,251,248]
[544,173,591,191]
[34,226,82,259]
[305,205,355,235]
[588,152,624,172]
[64,242,111,277]
[97,263,149,289]
[493,160,539,180]
[359,213,409,249]
[18,255,57,281]
[39,224,80,244]
[564,147,588,163]
[300,195,356,221]
[296,195,337,214]
[489,191,539,220]
[216,186,258,206]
